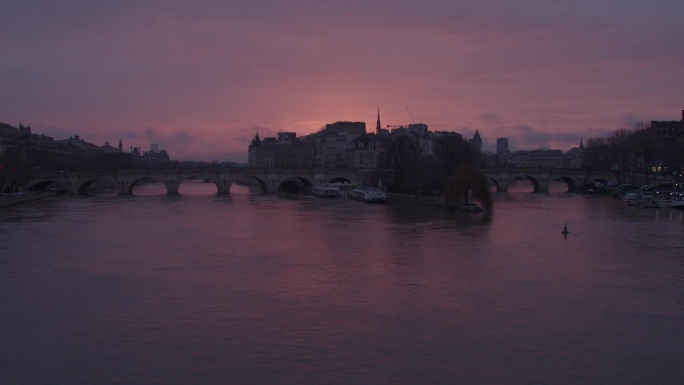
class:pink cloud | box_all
[2,1,683,161]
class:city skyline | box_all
[3,1,683,162]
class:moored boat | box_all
[653,182,684,209]
[623,192,641,205]
[310,183,356,198]
[347,186,387,203]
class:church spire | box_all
[376,106,381,134]
[579,137,584,150]
[474,130,482,143]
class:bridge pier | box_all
[165,180,179,194]
[117,182,130,195]
[216,180,232,194]
[67,182,79,195]
[536,181,550,192]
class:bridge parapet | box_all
[483,168,615,192]
[25,168,362,195]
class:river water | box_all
[1,180,683,385]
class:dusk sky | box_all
[3,0,684,162]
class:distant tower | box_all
[118,139,123,152]
[496,137,509,155]
[248,132,262,166]
[579,137,584,151]
[376,107,381,134]
[473,130,483,153]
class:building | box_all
[468,130,483,153]
[277,132,296,143]
[564,138,585,168]
[248,131,307,168]
[347,131,390,170]
[320,121,367,168]
[345,109,391,171]
[99,142,121,153]
[496,138,509,155]
[651,110,684,141]
[247,109,478,173]
[1,121,169,179]
[390,123,431,155]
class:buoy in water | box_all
[562,222,569,235]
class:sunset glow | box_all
[3,1,683,161]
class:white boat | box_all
[347,186,387,203]
[310,183,356,198]
[623,192,641,205]
[653,183,684,209]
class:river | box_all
[1,180,683,384]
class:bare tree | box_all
[582,137,611,170]
[444,165,493,212]
[629,123,655,183]
[608,128,633,183]
[389,134,423,193]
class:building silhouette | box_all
[496,138,509,156]
[247,108,484,173]
[651,110,684,141]
[1,121,169,186]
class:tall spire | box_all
[376,106,381,134]
[579,137,584,150]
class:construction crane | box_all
[400,106,447,128]
[380,106,448,129]
[387,124,448,128]
[406,106,415,124]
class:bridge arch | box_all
[486,177,504,193]
[77,178,118,195]
[486,171,584,193]
[506,174,545,192]
[505,174,582,193]
[176,174,228,194]
[232,175,268,194]
[26,180,68,193]
[277,176,313,194]
[125,177,164,195]
[553,176,580,192]
[26,168,363,196]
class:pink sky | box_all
[2,1,683,162]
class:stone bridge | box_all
[26,167,616,196]
[26,167,363,195]
[483,168,616,192]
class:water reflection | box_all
[1,187,684,384]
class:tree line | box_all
[388,133,492,211]
[582,122,684,183]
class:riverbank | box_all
[0,191,59,209]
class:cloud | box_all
[174,132,192,144]
[617,114,646,129]
[480,113,501,123]
[3,0,684,161]
[492,124,609,152]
